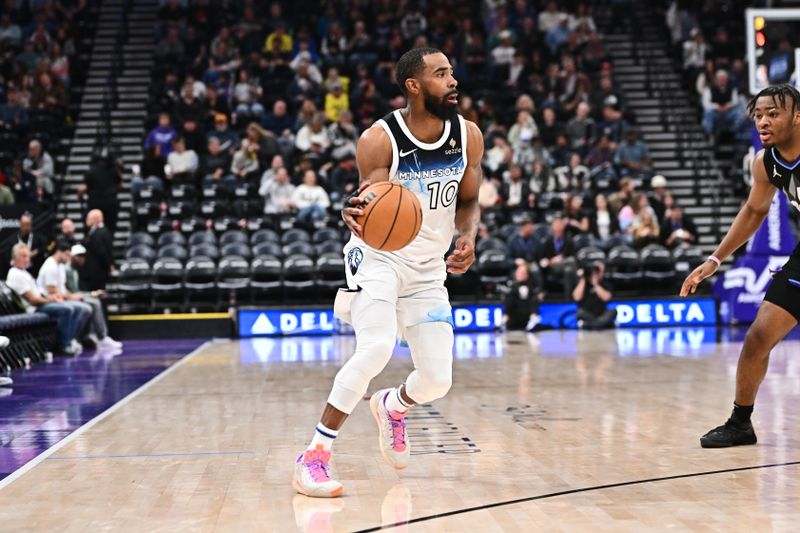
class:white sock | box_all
[308,422,339,451]
[384,386,412,414]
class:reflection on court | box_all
[1,329,800,532]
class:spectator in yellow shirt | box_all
[324,82,349,122]
[264,23,292,55]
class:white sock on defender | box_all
[384,386,411,413]
[308,423,339,451]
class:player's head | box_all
[396,47,458,121]
[747,84,800,148]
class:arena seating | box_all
[0,282,57,370]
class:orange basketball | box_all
[355,181,423,252]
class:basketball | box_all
[356,181,423,252]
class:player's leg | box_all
[701,301,797,448]
[370,319,454,469]
[294,291,398,497]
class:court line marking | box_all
[45,451,255,461]
[0,340,212,492]
[354,460,800,532]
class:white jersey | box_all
[347,109,468,266]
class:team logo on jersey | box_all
[347,247,364,275]
[445,137,462,155]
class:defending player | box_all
[293,48,484,497]
[681,84,800,448]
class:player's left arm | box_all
[446,121,484,275]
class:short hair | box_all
[747,83,800,115]
[55,238,71,252]
[395,47,442,96]
[11,243,28,260]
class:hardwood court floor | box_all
[1,329,799,532]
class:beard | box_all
[423,89,459,121]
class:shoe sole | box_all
[292,480,344,498]
[370,393,408,470]
[700,436,758,448]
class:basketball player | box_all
[681,84,800,448]
[293,48,483,497]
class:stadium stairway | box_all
[601,10,741,262]
[57,0,155,251]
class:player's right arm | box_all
[341,125,392,238]
[680,149,777,296]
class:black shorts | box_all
[763,253,800,321]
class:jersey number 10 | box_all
[426,180,459,210]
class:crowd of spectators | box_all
[129,0,706,328]
[666,1,751,146]
[0,0,86,209]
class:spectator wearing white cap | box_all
[649,174,670,222]
[66,244,122,350]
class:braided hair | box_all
[747,83,800,115]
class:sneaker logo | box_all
[347,247,363,275]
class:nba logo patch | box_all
[347,247,363,275]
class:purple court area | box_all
[0,339,204,481]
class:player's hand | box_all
[679,260,719,297]
[342,181,370,238]
[446,237,475,275]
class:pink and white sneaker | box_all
[370,388,410,469]
[293,445,344,498]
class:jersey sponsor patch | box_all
[347,247,364,275]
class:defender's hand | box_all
[446,237,475,275]
[341,181,370,238]
[680,260,719,297]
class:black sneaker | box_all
[700,418,758,448]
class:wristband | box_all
[707,255,721,267]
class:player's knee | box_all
[412,371,452,402]
[356,334,396,360]
[743,324,774,358]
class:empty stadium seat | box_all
[252,241,283,258]
[672,246,705,278]
[250,254,282,300]
[167,200,196,219]
[189,231,217,246]
[127,244,156,262]
[213,217,241,233]
[641,244,676,289]
[220,230,248,246]
[606,245,642,292]
[157,231,186,247]
[251,228,280,246]
[313,227,341,244]
[478,250,510,296]
[189,244,220,260]
[146,217,173,235]
[150,257,184,310]
[129,231,155,248]
[170,183,197,200]
[283,240,317,258]
[283,254,315,298]
[200,199,228,218]
[184,256,218,310]
[158,243,188,261]
[180,217,207,234]
[116,258,151,312]
[576,246,606,268]
[316,240,342,256]
[315,252,345,293]
[281,228,311,245]
[476,237,506,255]
[221,242,252,260]
[217,255,251,306]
